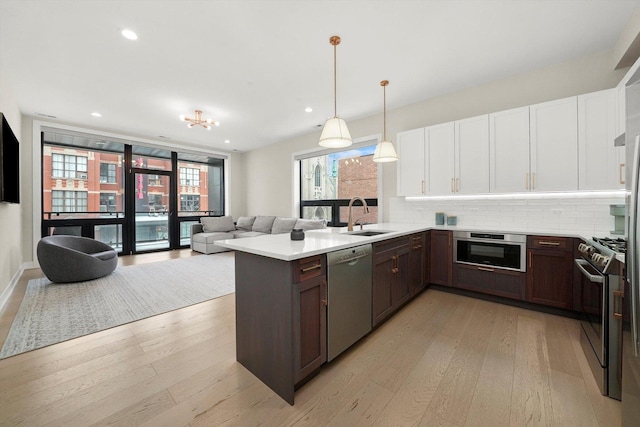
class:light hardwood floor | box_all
[0,249,621,426]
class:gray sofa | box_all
[191,215,326,254]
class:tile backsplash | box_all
[389,194,626,238]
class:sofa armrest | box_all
[191,223,204,239]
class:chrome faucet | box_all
[347,196,369,231]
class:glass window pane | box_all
[43,142,124,218]
[301,145,377,201]
[177,159,224,216]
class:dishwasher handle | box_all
[333,253,369,265]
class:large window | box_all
[52,190,88,212]
[100,163,117,183]
[52,154,87,179]
[299,144,378,226]
[42,129,227,253]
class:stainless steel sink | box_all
[347,230,391,237]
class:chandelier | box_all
[179,109,219,130]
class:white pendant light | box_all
[373,80,398,162]
[319,36,352,148]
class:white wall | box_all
[0,68,24,304]
[244,50,629,220]
[390,194,625,238]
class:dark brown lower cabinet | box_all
[235,252,327,405]
[409,232,426,296]
[372,236,411,327]
[430,230,452,286]
[293,271,327,384]
[453,264,526,300]
[526,235,574,309]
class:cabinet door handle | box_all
[477,267,494,272]
[620,163,625,185]
[421,180,425,194]
[321,280,328,306]
[391,268,399,274]
[526,173,529,190]
[532,172,536,190]
[301,263,322,273]
[538,241,560,246]
[456,178,459,193]
[451,178,454,193]
[412,245,422,250]
[613,290,623,319]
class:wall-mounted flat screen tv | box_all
[0,113,20,204]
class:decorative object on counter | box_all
[373,80,398,162]
[447,216,457,226]
[319,35,352,148]
[435,212,445,225]
[610,204,625,235]
[290,228,305,240]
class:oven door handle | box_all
[574,259,604,283]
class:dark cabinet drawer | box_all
[293,255,325,283]
[527,235,571,251]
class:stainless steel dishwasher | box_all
[326,244,372,361]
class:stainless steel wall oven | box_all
[453,231,526,272]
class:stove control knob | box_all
[592,254,603,264]
[599,256,610,267]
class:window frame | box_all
[297,141,380,227]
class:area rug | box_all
[0,252,235,359]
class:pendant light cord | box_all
[381,80,389,141]
[383,84,386,140]
[333,41,337,117]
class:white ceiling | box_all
[0,0,638,153]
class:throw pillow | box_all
[252,216,277,233]
[235,216,256,231]
[294,218,326,231]
[271,217,298,234]
[200,216,236,233]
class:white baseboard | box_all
[0,262,28,313]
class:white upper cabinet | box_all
[396,88,622,197]
[529,96,579,191]
[578,88,620,190]
[427,122,456,195]
[454,115,490,194]
[397,128,426,196]
[489,106,530,193]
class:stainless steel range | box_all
[576,237,625,400]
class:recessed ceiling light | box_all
[224,140,231,144]
[91,112,102,117]
[305,107,313,113]
[121,29,138,40]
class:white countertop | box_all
[215,222,625,262]
[215,223,430,261]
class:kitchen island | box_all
[216,223,429,404]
